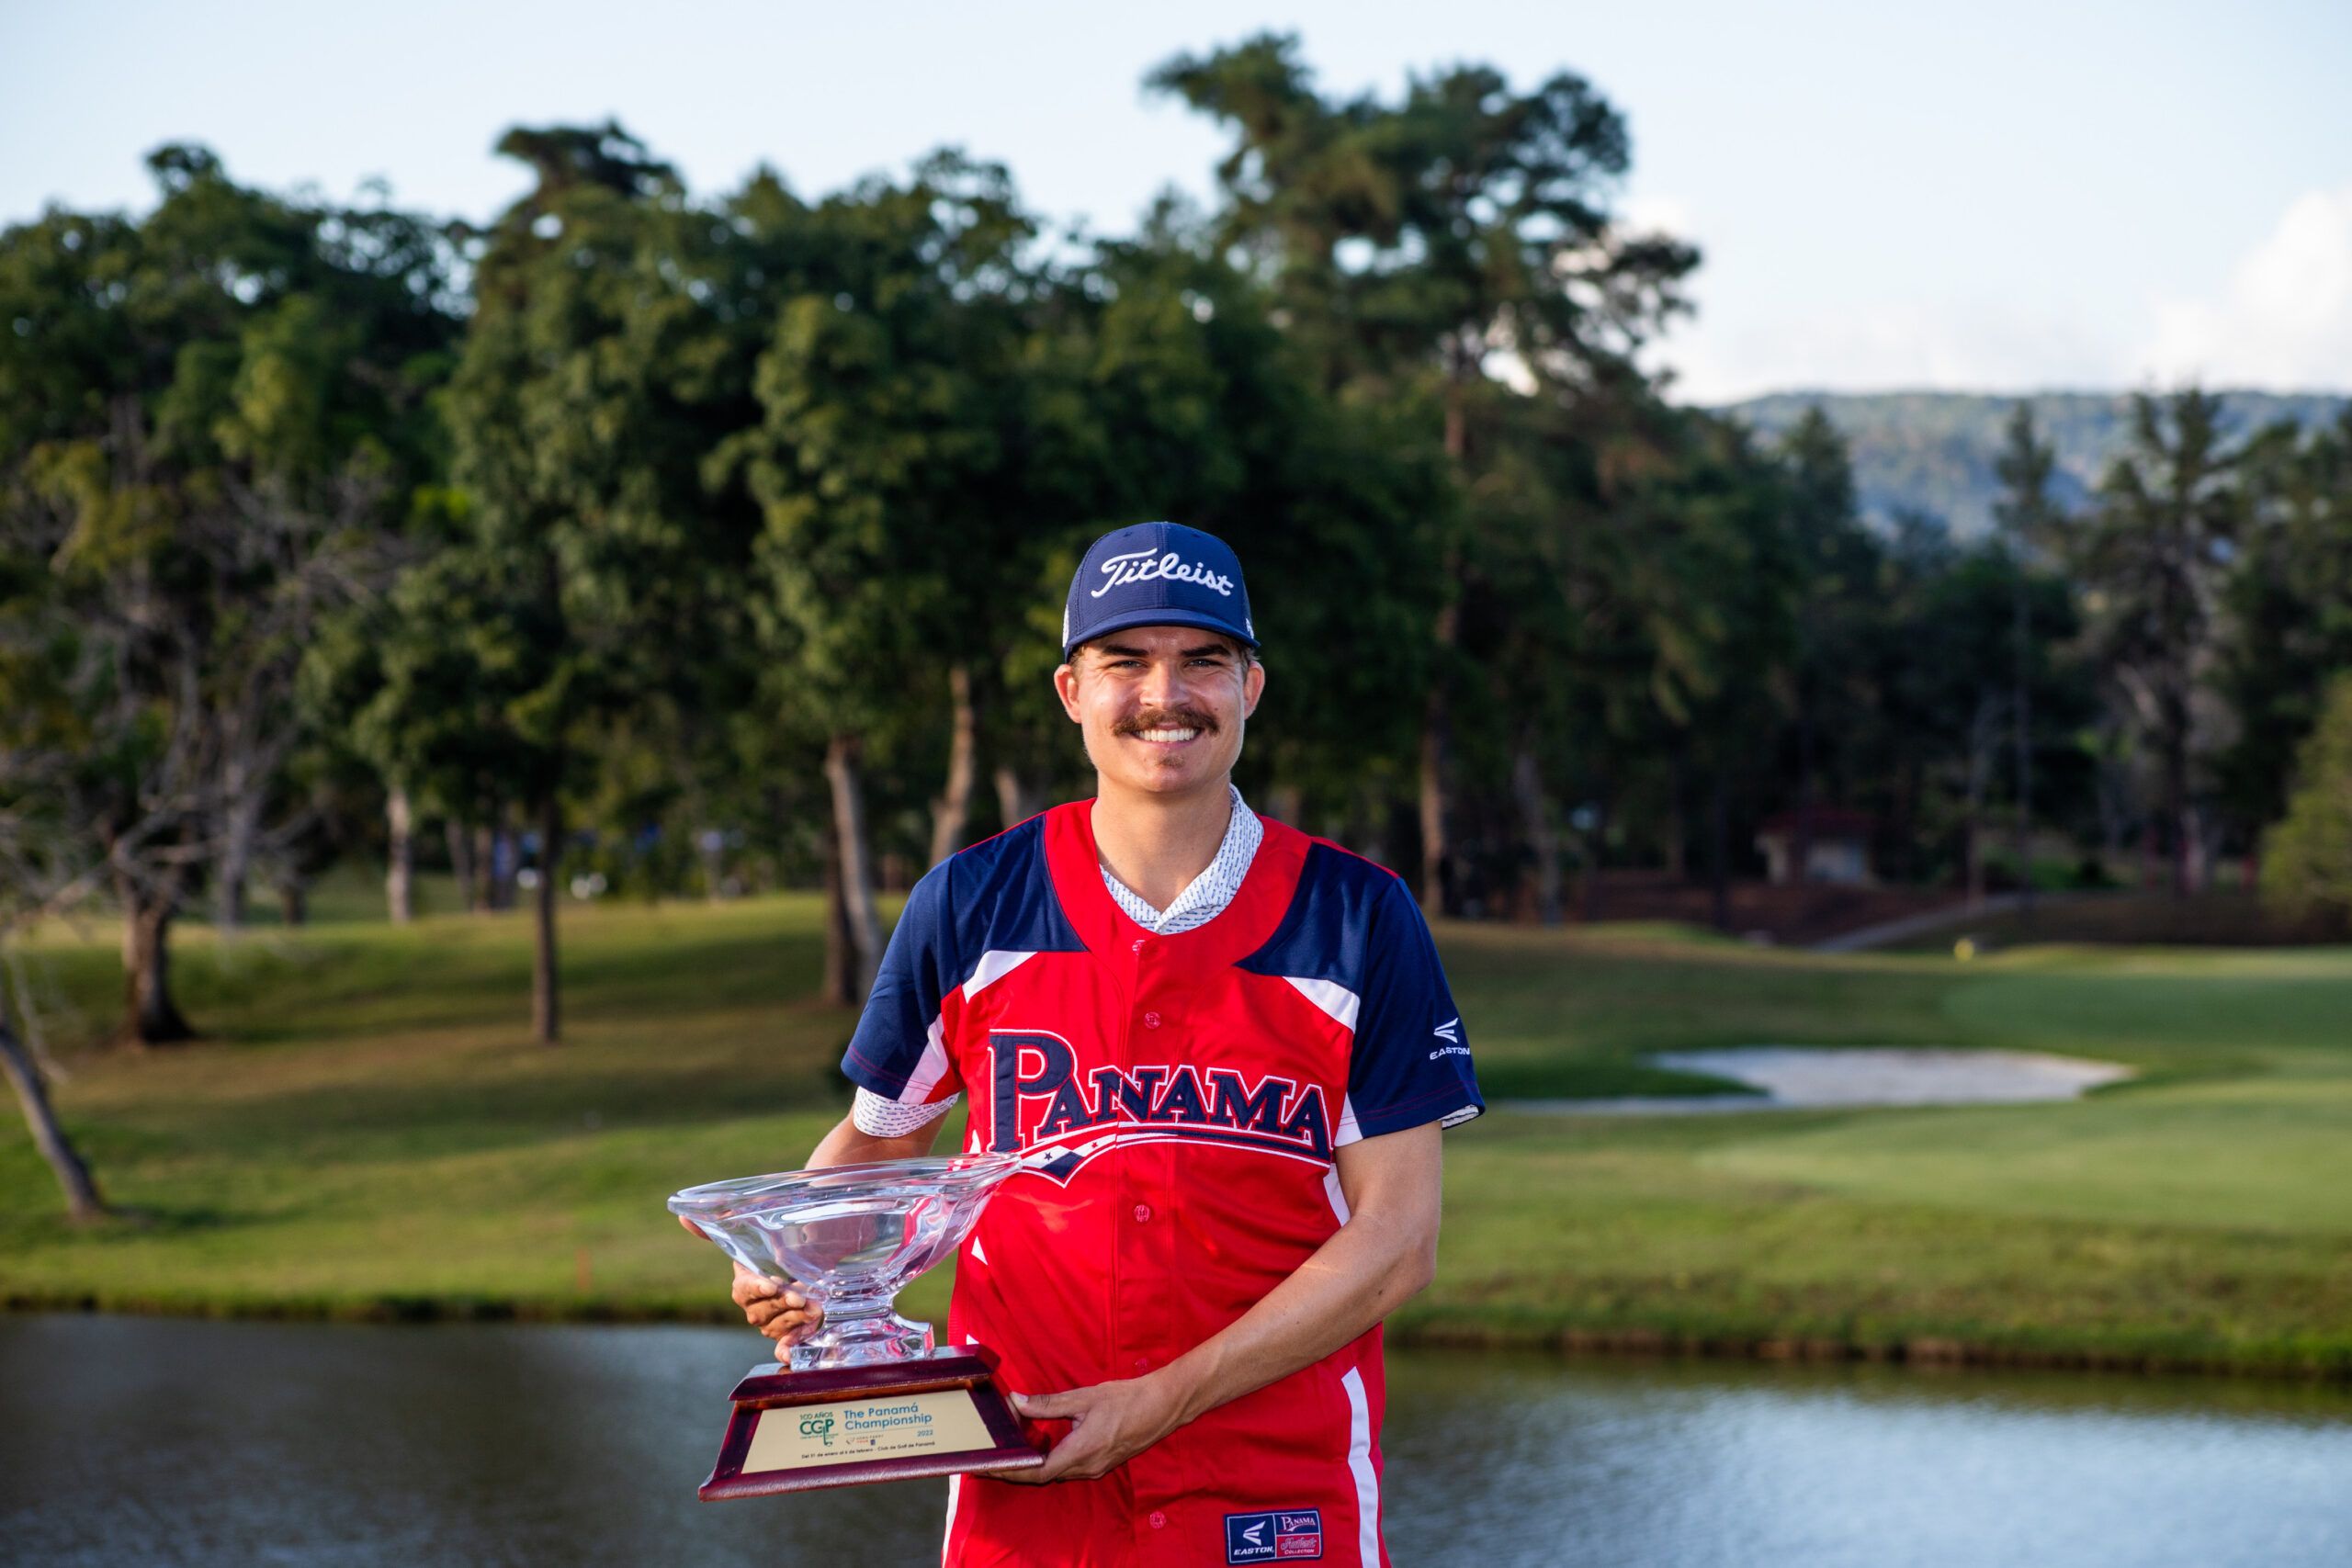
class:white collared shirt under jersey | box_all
[850,785,1262,1136]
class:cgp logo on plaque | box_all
[1225,1508,1324,1562]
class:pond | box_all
[4,1315,2346,1565]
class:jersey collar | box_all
[1044,795,1306,969]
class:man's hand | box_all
[1000,1376,1190,1483]
[677,1215,825,1356]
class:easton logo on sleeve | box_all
[988,1032,1333,1183]
[1226,1508,1324,1562]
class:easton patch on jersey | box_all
[988,1031,1333,1182]
[1227,1508,1324,1562]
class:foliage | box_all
[2263,673,2352,931]
[0,33,2346,1080]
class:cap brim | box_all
[1062,607,1258,660]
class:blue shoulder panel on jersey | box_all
[1238,843,1484,1137]
[841,816,1085,1100]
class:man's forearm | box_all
[806,1110,943,1168]
[1158,1196,1434,1427]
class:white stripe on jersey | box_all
[1283,975,1363,1032]
[1323,1166,1352,1224]
[1341,1365,1381,1566]
[1333,1093,1363,1149]
[961,948,1039,999]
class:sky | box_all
[4,0,2347,404]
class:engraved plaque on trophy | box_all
[669,1154,1043,1498]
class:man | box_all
[713,521,1481,1565]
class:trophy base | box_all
[697,1348,1045,1499]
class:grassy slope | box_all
[3,880,2347,1375]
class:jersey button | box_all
[1133,1203,1152,1223]
[1133,1356,1150,1372]
[1143,1011,1161,1029]
[1148,1511,1168,1529]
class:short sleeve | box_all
[1344,876,1483,1140]
[840,863,966,1106]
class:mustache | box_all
[1114,707,1220,737]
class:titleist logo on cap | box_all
[1091,548,1236,599]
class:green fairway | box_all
[3,885,2347,1376]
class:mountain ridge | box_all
[1716,389,2350,538]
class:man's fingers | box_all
[999,1439,1078,1484]
[736,1283,810,1313]
[1013,1429,1100,1484]
[729,1269,808,1311]
[1012,1390,1079,1419]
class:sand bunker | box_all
[1513,1046,2133,1116]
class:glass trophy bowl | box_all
[669,1153,1019,1370]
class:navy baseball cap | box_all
[1062,522,1257,660]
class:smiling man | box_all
[721,521,1482,1566]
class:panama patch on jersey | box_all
[989,1032,1333,1183]
[1226,1508,1324,1562]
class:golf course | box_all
[4,882,2347,1379]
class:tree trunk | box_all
[698,829,730,903]
[820,827,857,1008]
[474,821,500,910]
[929,664,978,867]
[213,787,263,936]
[1419,576,1459,921]
[1425,370,1470,922]
[492,820,519,911]
[119,875,194,1047]
[1418,701,1449,919]
[1964,697,1994,910]
[532,791,561,1044]
[447,818,480,914]
[278,879,307,928]
[2011,564,2036,919]
[825,733,885,1004]
[386,784,415,924]
[1511,747,1562,926]
[2163,685,2191,899]
[0,1013,105,1224]
[992,764,1037,830]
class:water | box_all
[3,1315,2346,1566]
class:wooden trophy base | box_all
[698,1348,1044,1499]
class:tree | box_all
[1150,34,1698,912]
[0,636,124,1219]
[2215,410,2352,875]
[1773,409,1882,883]
[1994,402,2063,908]
[718,153,1065,1001]
[2071,390,2241,895]
[444,122,741,1039]
[2264,673,2352,932]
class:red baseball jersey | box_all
[843,799,1483,1567]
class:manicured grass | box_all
[3,888,2347,1377]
